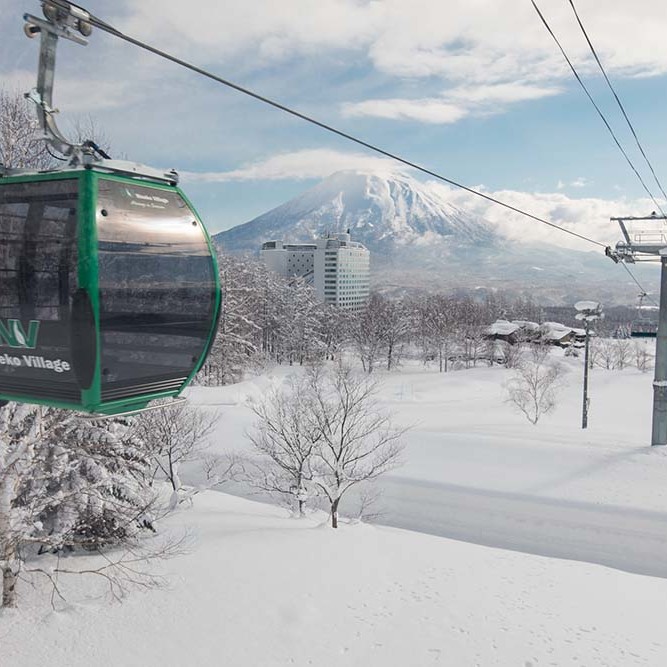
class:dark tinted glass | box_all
[0,179,80,401]
[96,179,216,393]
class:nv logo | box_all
[0,319,40,349]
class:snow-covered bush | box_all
[135,401,221,507]
[1,406,157,607]
[634,341,653,372]
[504,357,564,425]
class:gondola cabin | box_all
[631,319,658,338]
[0,166,220,415]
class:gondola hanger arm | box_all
[23,1,96,164]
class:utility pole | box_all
[609,214,667,445]
[575,301,602,429]
[582,320,590,429]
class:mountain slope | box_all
[215,170,497,255]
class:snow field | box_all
[3,343,666,665]
[2,491,666,666]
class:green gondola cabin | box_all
[0,166,220,415]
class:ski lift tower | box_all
[610,213,667,445]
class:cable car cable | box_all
[78,8,609,251]
[566,0,667,203]
[80,5,661,335]
[530,0,667,218]
[620,262,659,307]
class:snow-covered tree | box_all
[1,406,156,607]
[135,402,219,507]
[379,297,411,371]
[321,305,348,362]
[274,277,325,366]
[613,338,632,370]
[419,295,458,372]
[504,353,564,425]
[591,337,616,370]
[0,404,41,607]
[203,253,264,385]
[349,294,390,374]
[307,364,404,528]
[21,415,155,550]
[246,375,321,516]
[634,341,653,372]
[0,87,52,170]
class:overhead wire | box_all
[566,0,667,203]
[530,0,667,218]
[79,8,609,251]
[45,2,658,300]
[620,262,659,307]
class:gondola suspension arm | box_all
[23,1,94,164]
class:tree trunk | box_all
[331,498,340,528]
[1,546,17,608]
[168,454,178,492]
[0,478,17,607]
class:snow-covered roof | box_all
[487,320,520,336]
[512,320,540,332]
[540,322,574,340]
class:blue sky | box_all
[2,0,667,249]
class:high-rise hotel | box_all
[260,233,370,311]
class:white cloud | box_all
[426,180,660,251]
[447,83,562,105]
[181,148,402,183]
[343,82,562,124]
[557,177,590,190]
[342,98,468,124]
[116,1,667,88]
[12,0,664,135]
[3,69,141,112]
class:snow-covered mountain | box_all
[215,170,497,255]
[214,170,659,304]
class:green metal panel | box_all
[0,170,80,185]
[78,170,102,412]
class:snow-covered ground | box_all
[4,347,667,665]
[189,349,667,576]
[3,492,667,666]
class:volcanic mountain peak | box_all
[215,169,497,253]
